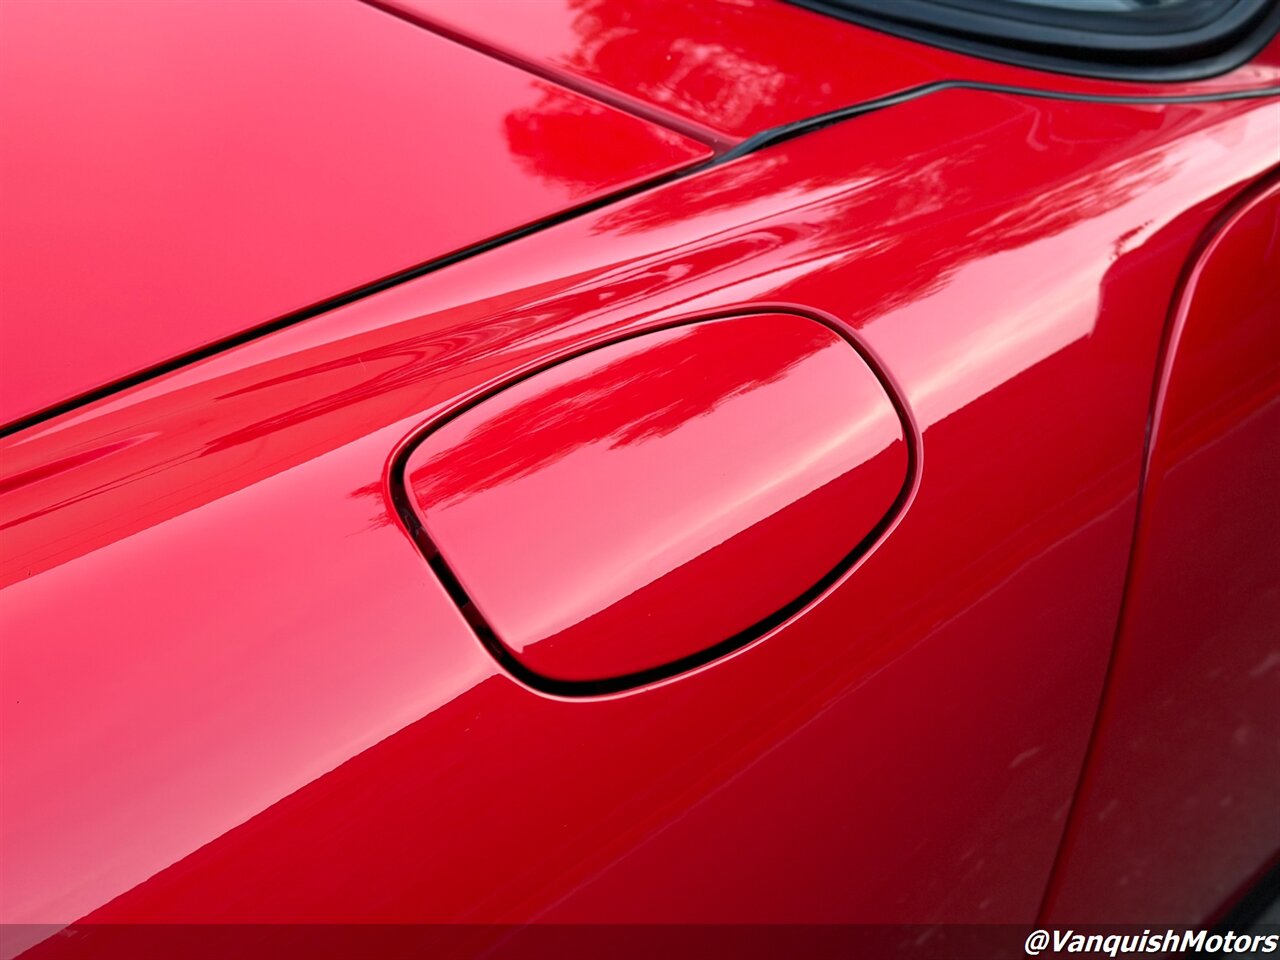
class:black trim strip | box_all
[5,80,1277,440]
[715,79,1280,165]
[0,163,705,441]
[387,310,918,698]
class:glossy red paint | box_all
[1043,180,1280,925]
[383,0,1280,141]
[4,76,1277,957]
[0,0,708,428]
[403,313,909,685]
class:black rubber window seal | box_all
[787,0,1280,82]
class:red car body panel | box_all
[1,2,1278,956]
[0,0,708,428]
[4,74,1279,950]
[385,0,1280,141]
[1045,181,1280,925]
